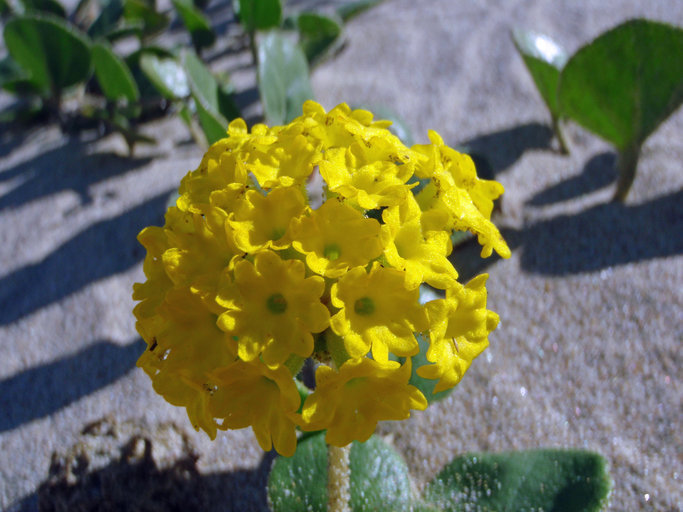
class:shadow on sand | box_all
[0,190,173,326]
[0,339,145,433]
[11,425,276,512]
[451,188,683,281]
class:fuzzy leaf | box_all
[139,52,189,100]
[238,0,280,31]
[3,13,92,96]
[512,29,567,119]
[92,41,139,102]
[424,449,611,511]
[558,19,683,151]
[257,30,313,125]
[268,432,419,512]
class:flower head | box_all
[133,101,508,455]
[301,358,427,446]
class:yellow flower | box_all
[330,262,429,362]
[301,358,428,447]
[382,194,459,289]
[229,186,307,252]
[135,286,235,439]
[290,198,384,278]
[319,147,413,210]
[133,101,508,455]
[216,251,330,366]
[417,274,500,393]
[413,130,510,258]
[210,360,301,457]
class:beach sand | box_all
[1,0,681,510]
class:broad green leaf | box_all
[125,46,173,99]
[194,97,228,144]
[258,30,314,125]
[87,0,123,39]
[0,54,37,94]
[20,0,66,17]
[297,12,343,65]
[171,0,216,50]
[92,42,139,102]
[424,449,611,512]
[238,0,280,31]
[558,19,683,151]
[268,432,418,512]
[139,53,189,100]
[123,0,169,38]
[182,49,239,120]
[336,0,382,22]
[512,29,568,119]
[3,14,92,96]
[182,49,240,143]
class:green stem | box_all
[249,26,259,70]
[552,115,569,155]
[613,144,641,203]
[327,443,351,512]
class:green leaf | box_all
[512,29,567,119]
[0,54,38,94]
[297,12,343,65]
[558,19,683,151]
[336,0,382,22]
[258,30,314,125]
[3,13,92,96]
[92,42,139,102]
[171,0,216,50]
[268,432,418,512]
[238,0,280,31]
[424,449,611,512]
[87,0,123,39]
[123,0,169,39]
[182,49,240,143]
[139,53,189,100]
[20,0,66,17]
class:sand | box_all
[1,0,681,510]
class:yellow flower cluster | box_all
[133,101,509,456]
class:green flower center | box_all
[354,296,375,316]
[324,243,342,261]
[271,227,286,241]
[266,293,287,314]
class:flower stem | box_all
[613,144,641,203]
[552,115,569,155]
[327,443,351,512]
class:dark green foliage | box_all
[171,0,215,52]
[558,19,683,151]
[424,449,611,512]
[122,0,169,40]
[238,0,281,31]
[268,432,417,512]
[296,12,343,65]
[512,29,567,120]
[139,52,190,100]
[337,0,383,22]
[87,0,123,40]
[258,30,313,125]
[4,14,92,98]
[92,42,139,102]
[182,49,240,144]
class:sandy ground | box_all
[1,0,682,510]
